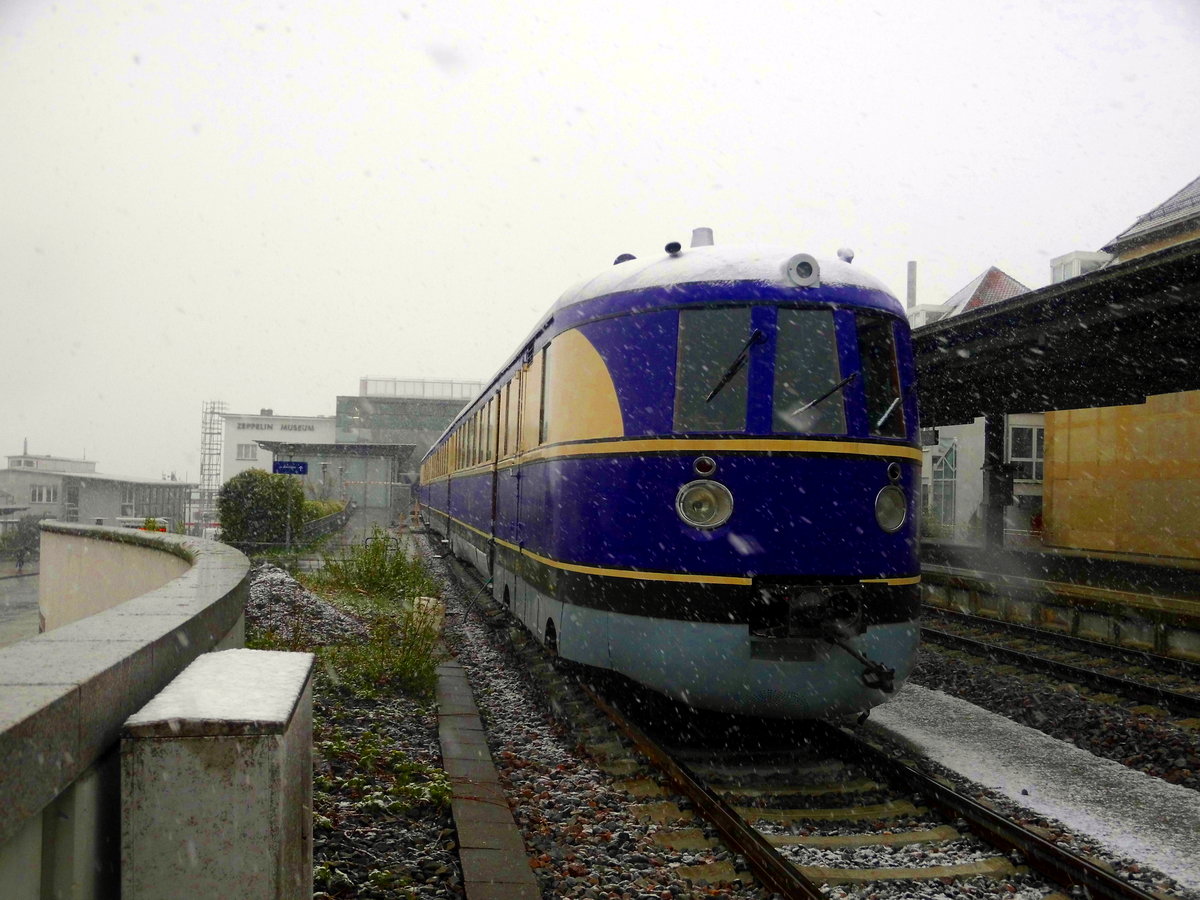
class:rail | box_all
[921,625,1200,718]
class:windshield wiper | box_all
[791,370,858,416]
[875,395,901,429]
[705,329,764,402]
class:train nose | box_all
[748,585,864,640]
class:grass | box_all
[316,525,440,602]
[247,525,446,699]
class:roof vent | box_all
[614,253,637,265]
[837,247,854,263]
[260,408,274,416]
[690,227,714,248]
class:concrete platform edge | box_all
[436,658,539,897]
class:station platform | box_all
[920,541,1200,660]
[922,541,1200,616]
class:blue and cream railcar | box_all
[418,234,921,718]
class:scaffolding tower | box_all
[198,400,227,534]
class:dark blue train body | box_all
[418,237,921,718]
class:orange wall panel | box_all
[1044,390,1200,560]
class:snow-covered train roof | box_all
[550,243,896,313]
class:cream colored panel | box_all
[543,329,624,444]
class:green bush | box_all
[217,469,305,550]
[303,499,344,522]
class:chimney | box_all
[906,261,917,309]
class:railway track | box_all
[922,609,1200,719]
[585,687,1171,900]
[437,547,1172,900]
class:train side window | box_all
[856,313,906,438]
[538,345,549,445]
[500,383,510,457]
[485,398,493,461]
[674,306,751,432]
[521,351,544,450]
[507,375,521,454]
[773,308,846,435]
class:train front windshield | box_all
[772,308,845,434]
[672,304,906,438]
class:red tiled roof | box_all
[942,266,1029,318]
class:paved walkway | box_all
[436,659,539,899]
[0,571,39,649]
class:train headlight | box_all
[676,480,734,529]
[875,485,907,533]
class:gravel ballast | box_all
[245,553,1198,900]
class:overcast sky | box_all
[2,0,1198,480]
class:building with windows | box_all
[919,172,1200,555]
[1049,250,1111,284]
[216,379,477,516]
[913,268,1040,542]
[0,487,29,535]
[219,410,337,483]
[0,450,194,529]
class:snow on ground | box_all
[869,684,1200,892]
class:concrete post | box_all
[121,649,314,900]
[982,413,1008,549]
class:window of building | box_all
[1008,425,1044,481]
[236,444,258,461]
[674,306,752,432]
[773,308,845,435]
[31,485,59,504]
[121,485,135,517]
[931,442,956,527]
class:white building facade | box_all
[220,410,336,482]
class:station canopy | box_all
[914,239,1200,426]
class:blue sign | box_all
[273,461,309,475]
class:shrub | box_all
[217,469,306,550]
[303,499,344,522]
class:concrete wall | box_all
[1044,390,1200,559]
[0,524,249,898]
[40,526,191,631]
